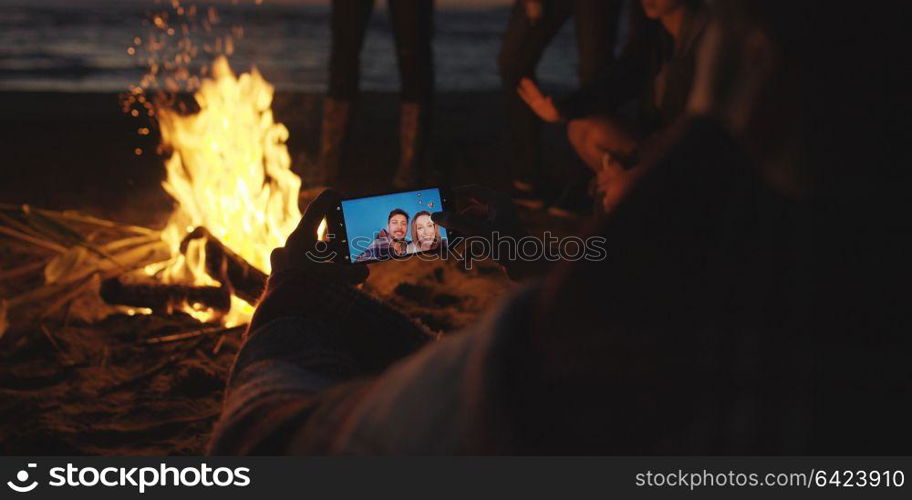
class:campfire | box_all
[0,56,304,338]
[155,55,303,326]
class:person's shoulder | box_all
[366,235,387,248]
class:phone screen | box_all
[336,187,450,264]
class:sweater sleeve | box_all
[208,260,541,454]
[208,266,437,454]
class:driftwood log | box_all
[179,227,267,304]
[100,278,231,313]
[99,227,267,313]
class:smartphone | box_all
[327,186,455,264]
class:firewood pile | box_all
[0,203,263,343]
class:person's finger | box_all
[517,85,529,103]
[303,188,341,231]
[600,151,613,172]
[518,77,534,93]
[519,77,544,100]
[535,97,555,122]
[453,184,517,220]
[431,211,490,237]
[517,84,534,106]
[289,188,341,247]
[544,96,556,113]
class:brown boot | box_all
[392,101,429,189]
[309,97,352,190]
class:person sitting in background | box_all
[209,0,908,454]
[519,0,707,214]
[498,0,623,213]
[355,208,411,262]
[406,210,441,253]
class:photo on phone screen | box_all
[337,187,450,264]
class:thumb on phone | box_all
[287,188,341,249]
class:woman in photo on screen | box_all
[406,211,442,253]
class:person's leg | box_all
[567,115,640,214]
[573,0,622,85]
[498,1,572,196]
[567,115,638,172]
[327,0,374,101]
[314,0,375,188]
[388,0,434,105]
[546,0,623,217]
[389,0,435,188]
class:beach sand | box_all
[0,90,585,455]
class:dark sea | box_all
[0,1,580,92]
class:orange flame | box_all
[155,56,301,325]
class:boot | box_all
[309,97,352,190]
[392,101,429,189]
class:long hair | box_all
[410,211,441,249]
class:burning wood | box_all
[0,57,301,335]
[179,227,267,304]
[100,278,231,315]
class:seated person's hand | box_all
[517,78,562,123]
[595,152,640,215]
[270,188,368,285]
[432,185,545,280]
[432,184,527,240]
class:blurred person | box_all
[519,0,707,214]
[311,0,435,191]
[498,0,623,211]
[210,0,908,455]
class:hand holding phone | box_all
[271,189,369,283]
[431,185,527,242]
